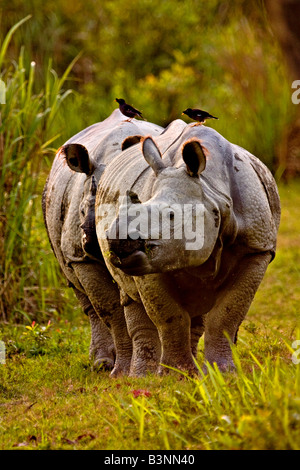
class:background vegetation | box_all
[0,0,299,450]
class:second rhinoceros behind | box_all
[42,109,163,376]
[94,120,280,376]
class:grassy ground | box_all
[0,180,300,451]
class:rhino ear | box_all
[122,135,143,151]
[182,138,206,177]
[142,136,166,176]
[62,143,96,176]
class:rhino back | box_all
[236,145,281,231]
[223,143,280,256]
[43,120,113,284]
[184,126,280,256]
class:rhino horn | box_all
[141,136,166,176]
[182,138,206,177]
[62,143,96,176]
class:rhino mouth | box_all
[108,249,153,275]
[82,232,102,260]
[107,241,159,275]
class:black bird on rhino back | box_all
[182,107,218,125]
[115,98,145,121]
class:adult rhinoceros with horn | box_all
[42,109,163,376]
[93,119,280,376]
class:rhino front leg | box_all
[204,252,272,372]
[135,275,198,375]
[73,288,115,370]
[72,262,133,377]
[124,299,161,377]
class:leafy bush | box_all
[0,1,294,167]
[0,17,77,321]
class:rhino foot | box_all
[202,359,236,375]
[157,358,199,377]
[109,357,132,378]
[92,356,115,371]
[128,355,159,377]
[90,342,116,372]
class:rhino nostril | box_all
[108,252,122,266]
[128,230,143,241]
[105,229,109,239]
[107,236,146,260]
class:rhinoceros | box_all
[89,119,280,376]
[42,109,163,376]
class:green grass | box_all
[0,181,300,450]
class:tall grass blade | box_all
[0,15,32,70]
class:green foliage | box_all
[0,323,300,449]
[1,316,86,359]
[21,320,52,355]
[0,0,294,164]
[0,18,78,321]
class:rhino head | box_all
[60,143,104,261]
[103,135,234,276]
[79,174,103,260]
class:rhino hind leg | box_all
[73,287,115,370]
[71,262,133,377]
[203,251,272,372]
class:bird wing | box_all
[126,104,142,116]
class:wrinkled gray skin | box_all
[42,109,163,376]
[93,119,280,376]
